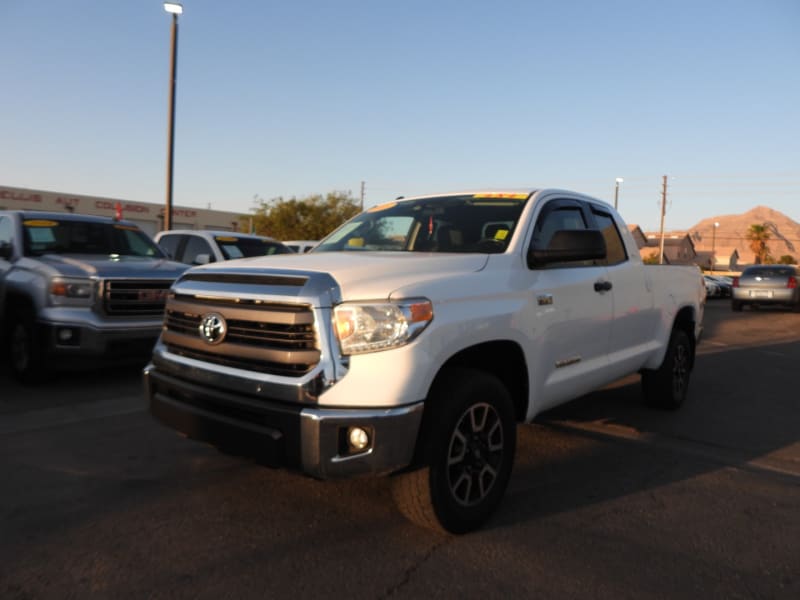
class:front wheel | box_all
[8,308,49,383]
[391,368,516,534]
[641,328,693,410]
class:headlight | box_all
[333,298,433,355]
[49,278,94,306]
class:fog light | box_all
[348,427,370,451]
[56,327,80,346]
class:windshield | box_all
[314,193,531,254]
[215,236,293,259]
[22,218,165,258]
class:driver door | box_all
[519,198,614,414]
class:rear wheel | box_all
[391,368,516,534]
[642,328,693,410]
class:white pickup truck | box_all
[145,188,705,533]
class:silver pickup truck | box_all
[0,210,187,382]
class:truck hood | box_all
[31,254,188,279]
[189,252,490,300]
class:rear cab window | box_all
[590,207,628,265]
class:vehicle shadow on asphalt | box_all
[0,361,146,415]
[494,333,800,531]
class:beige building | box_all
[0,185,245,236]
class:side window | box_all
[0,216,12,259]
[591,209,628,265]
[532,205,587,250]
[529,200,600,269]
[182,236,214,265]
[0,217,10,243]
[158,234,181,260]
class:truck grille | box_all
[162,295,320,377]
[103,280,172,316]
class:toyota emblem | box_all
[199,312,227,345]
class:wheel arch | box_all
[672,306,697,369]
[4,290,37,316]
[642,305,698,372]
[437,340,529,422]
[404,340,528,471]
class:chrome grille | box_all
[162,295,320,376]
[103,280,172,316]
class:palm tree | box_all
[746,223,771,264]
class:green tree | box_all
[778,254,797,265]
[642,251,661,265]
[746,223,771,264]
[249,191,361,241]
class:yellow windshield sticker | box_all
[368,201,397,212]
[494,229,509,240]
[473,193,528,200]
[347,237,364,247]
[23,219,59,227]
[215,236,238,243]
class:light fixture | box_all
[164,2,183,14]
[711,222,720,273]
[348,427,370,452]
[614,177,624,210]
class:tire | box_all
[8,307,49,384]
[731,300,743,312]
[641,329,693,410]
[391,368,516,534]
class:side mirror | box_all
[528,229,607,268]
[193,253,211,265]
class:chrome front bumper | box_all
[144,364,425,479]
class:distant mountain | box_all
[688,206,800,266]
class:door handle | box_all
[594,281,612,292]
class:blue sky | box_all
[1,0,798,232]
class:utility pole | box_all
[658,175,668,265]
[360,181,365,212]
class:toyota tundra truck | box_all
[0,211,188,381]
[144,188,705,533]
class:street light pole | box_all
[711,222,719,272]
[164,3,183,231]
[614,177,623,210]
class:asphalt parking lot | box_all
[1,300,799,599]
